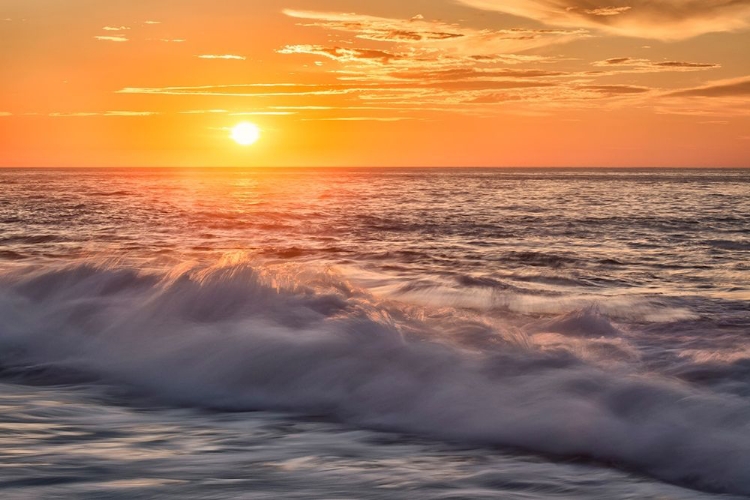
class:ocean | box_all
[0,168,748,499]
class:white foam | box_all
[1,259,749,496]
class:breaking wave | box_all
[1,258,749,496]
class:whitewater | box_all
[0,168,748,499]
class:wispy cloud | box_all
[274,10,642,114]
[117,83,363,97]
[229,111,296,116]
[197,54,246,60]
[283,9,465,43]
[455,0,750,40]
[578,84,651,95]
[277,10,590,101]
[279,45,400,64]
[178,109,294,116]
[179,109,229,114]
[653,77,750,116]
[94,35,128,42]
[592,57,720,73]
[668,76,750,97]
[0,112,12,117]
[283,9,589,55]
[49,111,159,117]
[97,24,183,44]
[271,8,750,122]
[108,111,160,116]
[302,117,415,122]
[102,8,746,126]
[39,109,296,118]
[585,6,632,16]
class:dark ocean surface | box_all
[0,168,749,499]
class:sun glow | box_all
[231,122,261,146]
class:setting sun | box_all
[231,122,261,146]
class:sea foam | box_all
[1,259,749,496]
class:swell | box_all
[0,259,749,496]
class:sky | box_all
[1,0,749,167]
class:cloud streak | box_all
[274,10,662,112]
[198,54,247,60]
[99,8,746,126]
[279,45,401,64]
[278,10,589,100]
[592,57,721,73]
[302,117,415,122]
[117,83,364,97]
[48,111,159,117]
[652,77,750,116]
[94,36,128,42]
[668,76,750,97]
[283,9,589,55]
[455,0,750,40]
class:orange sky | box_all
[1,0,749,167]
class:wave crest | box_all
[1,259,749,495]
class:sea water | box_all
[0,168,748,499]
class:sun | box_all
[231,122,261,146]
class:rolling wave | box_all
[1,258,749,495]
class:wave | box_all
[381,281,698,323]
[90,190,132,197]
[705,239,750,251]
[0,250,27,261]
[0,258,749,496]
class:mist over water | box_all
[1,168,749,499]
